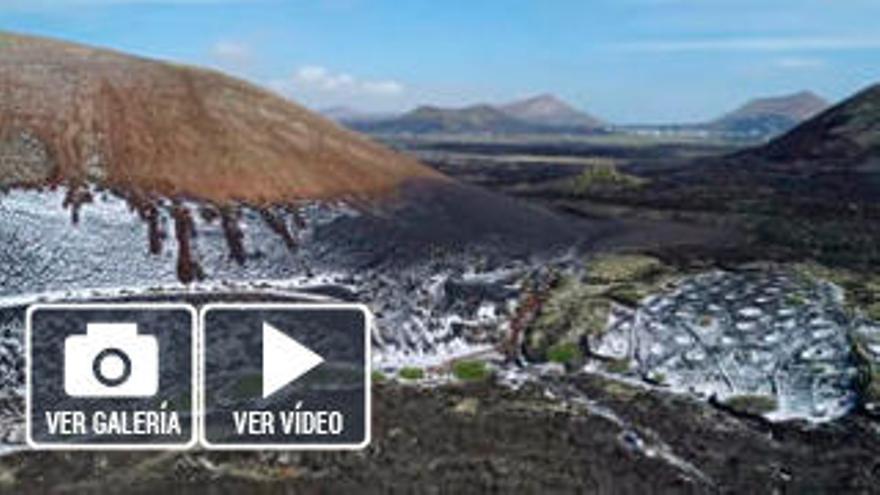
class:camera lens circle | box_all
[92,348,132,387]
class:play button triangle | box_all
[262,322,325,399]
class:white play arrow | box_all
[262,322,324,399]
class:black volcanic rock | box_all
[633,83,880,269]
[311,179,590,268]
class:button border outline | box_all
[198,302,372,451]
[25,303,199,451]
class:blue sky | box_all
[2,0,879,123]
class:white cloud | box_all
[288,65,404,96]
[612,36,880,53]
[211,40,252,67]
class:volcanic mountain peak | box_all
[351,98,607,135]
[499,94,604,128]
[723,91,828,121]
[411,103,531,130]
[409,103,508,120]
[500,93,565,112]
[711,90,830,135]
[749,83,880,163]
[351,103,538,134]
[0,32,441,205]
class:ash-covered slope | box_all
[712,83,880,204]
[0,33,588,291]
[653,84,880,196]
[0,32,439,203]
[746,85,880,167]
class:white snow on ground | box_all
[0,187,365,298]
[0,185,538,391]
[3,186,880,465]
[593,269,876,422]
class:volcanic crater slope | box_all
[0,32,443,202]
[645,83,880,201]
[719,83,880,208]
[747,84,880,166]
[0,32,585,288]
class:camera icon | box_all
[64,323,159,398]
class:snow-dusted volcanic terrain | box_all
[594,269,880,421]
[1,33,877,467]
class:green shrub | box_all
[528,276,611,351]
[785,293,808,306]
[398,367,425,381]
[723,394,779,415]
[605,359,630,374]
[452,360,490,382]
[606,284,646,307]
[371,370,387,383]
[588,254,664,283]
[571,164,647,196]
[546,342,582,365]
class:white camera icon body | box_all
[64,323,159,398]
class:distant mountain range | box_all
[341,94,607,135]
[351,104,537,134]
[709,91,829,136]
[626,91,830,139]
[333,91,829,138]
